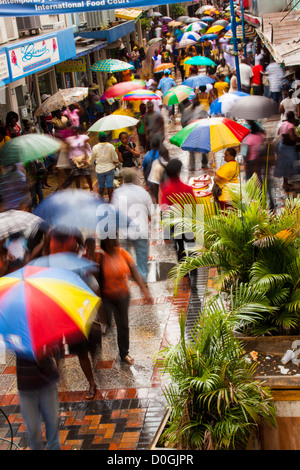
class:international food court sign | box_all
[0,0,183,15]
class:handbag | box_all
[72,154,91,169]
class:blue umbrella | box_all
[209,92,249,117]
[34,190,129,238]
[28,252,97,274]
[182,75,215,88]
[199,34,218,41]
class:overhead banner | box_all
[0,0,186,16]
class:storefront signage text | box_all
[56,58,86,73]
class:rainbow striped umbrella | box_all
[90,59,134,73]
[122,90,160,101]
[0,266,100,360]
[170,117,250,153]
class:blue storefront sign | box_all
[4,28,77,82]
[0,0,184,16]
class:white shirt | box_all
[145,78,155,90]
[111,183,152,240]
[280,97,300,120]
[266,62,284,92]
[239,63,253,87]
[153,54,162,69]
[92,142,119,174]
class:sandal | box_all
[122,355,135,365]
[85,385,97,400]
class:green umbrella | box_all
[148,38,162,46]
[0,134,62,166]
[184,56,217,67]
[90,59,134,73]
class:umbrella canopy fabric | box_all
[35,88,89,116]
[0,210,42,240]
[148,38,163,46]
[161,17,172,22]
[213,19,229,27]
[177,32,201,44]
[199,34,219,41]
[88,114,139,132]
[163,86,193,106]
[185,56,217,67]
[225,24,256,39]
[229,95,279,120]
[148,11,162,17]
[201,16,215,22]
[209,91,249,117]
[206,25,225,34]
[122,90,160,101]
[196,5,216,14]
[182,75,215,88]
[90,59,134,73]
[33,189,128,236]
[0,266,100,360]
[154,63,175,73]
[28,253,97,274]
[0,134,61,166]
[103,80,145,99]
[170,117,250,153]
[168,21,183,27]
[176,16,190,22]
[185,17,201,24]
[184,21,208,32]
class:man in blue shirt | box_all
[158,70,176,122]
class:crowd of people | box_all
[0,2,300,450]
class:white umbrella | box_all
[176,32,201,49]
[35,88,89,116]
[88,114,139,132]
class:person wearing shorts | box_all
[92,132,119,202]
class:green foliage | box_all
[170,3,187,18]
[162,175,300,335]
[155,293,276,450]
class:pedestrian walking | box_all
[111,167,152,283]
[92,131,119,201]
[144,101,165,150]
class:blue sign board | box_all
[0,0,184,16]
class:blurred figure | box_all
[142,136,161,191]
[116,132,141,168]
[5,111,21,138]
[274,111,300,191]
[279,89,300,121]
[239,57,253,94]
[144,101,165,150]
[112,168,152,283]
[98,238,153,365]
[148,144,170,203]
[242,120,266,181]
[265,59,284,103]
[16,354,61,450]
[65,126,93,190]
[214,74,229,97]
[136,103,147,151]
[92,132,119,201]
[214,147,240,211]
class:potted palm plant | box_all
[153,291,277,450]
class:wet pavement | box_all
[0,67,297,450]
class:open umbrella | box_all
[168,21,183,27]
[209,91,249,117]
[0,210,43,240]
[0,266,100,360]
[170,117,250,153]
[0,134,61,166]
[148,11,162,17]
[196,5,216,14]
[182,75,215,88]
[184,56,217,67]
[176,16,190,22]
[199,34,219,41]
[28,252,97,274]
[213,19,229,27]
[201,16,215,22]
[229,95,279,120]
[122,90,161,101]
[176,32,201,48]
[34,88,89,116]
[163,86,193,106]
[88,114,139,133]
[184,21,208,32]
[225,24,256,39]
[185,17,201,24]
[103,80,145,99]
[33,189,128,236]
[206,25,225,34]
[154,63,175,73]
[161,17,172,22]
[90,59,134,73]
[148,38,163,46]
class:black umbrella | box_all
[229,96,279,120]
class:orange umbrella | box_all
[154,63,175,73]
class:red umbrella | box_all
[103,80,145,99]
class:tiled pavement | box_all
[0,68,298,450]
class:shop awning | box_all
[72,37,108,59]
[74,20,136,44]
[115,8,143,22]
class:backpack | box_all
[27,159,46,176]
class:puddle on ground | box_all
[148,261,177,283]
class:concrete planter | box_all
[240,335,300,450]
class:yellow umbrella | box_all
[206,25,225,34]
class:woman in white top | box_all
[279,89,300,121]
[91,132,119,201]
